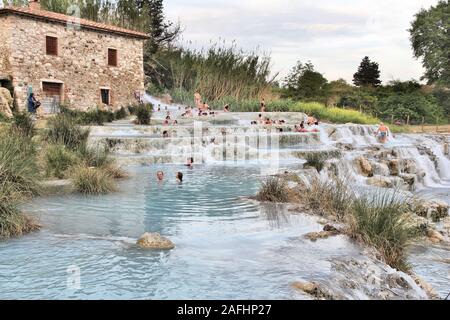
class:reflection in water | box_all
[260,203,291,229]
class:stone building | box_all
[0,0,149,113]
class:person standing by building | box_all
[27,93,40,120]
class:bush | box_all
[0,183,40,239]
[0,131,40,197]
[101,162,129,179]
[348,192,419,271]
[71,165,117,195]
[0,112,9,122]
[44,144,80,179]
[59,106,116,125]
[256,177,289,203]
[11,112,35,137]
[77,145,113,168]
[46,114,90,150]
[114,107,128,120]
[134,104,152,125]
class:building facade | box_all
[0,1,148,113]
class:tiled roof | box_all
[0,6,149,39]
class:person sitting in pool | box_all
[176,172,183,183]
[376,122,390,143]
[307,115,317,126]
[162,130,169,138]
[186,157,194,168]
[265,118,273,125]
[156,171,164,182]
[173,120,178,125]
[310,121,320,133]
[164,116,171,125]
[296,122,309,133]
[223,104,230,112]
[260,99,266,113]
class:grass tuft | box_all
[256,177,290,203]
[46,114,90,150]
[71,165,117,195]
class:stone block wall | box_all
[0,14,145,112]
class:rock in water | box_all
[367,176,393,188]
[137,232,175,250]
[414,200,449,222]
[355,156,373,177]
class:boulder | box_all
[292,281,334,300]
[388,159,400,176]
[372,162,390,176]
[0,87,13,118]
[367,176,393,188]
[426,229,445,244]
[305,225,340,241]
[403,159,418,174]
[400,174,416,190]
[136,232,175,250]
[355,156,373,177]
[414,200,449,222]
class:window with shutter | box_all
[108,49,118,67]
[46,36,58,56]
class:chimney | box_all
[29,0,41,10]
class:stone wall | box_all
[1,14,145,112]
[0,15,12,79]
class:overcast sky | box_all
[164,0,439,84]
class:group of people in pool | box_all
[155,157,194,183]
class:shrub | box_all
[256,177,289,203]
[114,107,128,120]
[77,145,112,168]
[46,114,90,150]
[0,131,40,197]
[101,162,129,179]
[348,192,419,271]
[0,112,9,122]
[44,144,80,179]
[135,104,152,125]
[0,183,40,239]
[11,112,35,137]
[71,165,117,195]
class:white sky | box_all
[164,0,439,83]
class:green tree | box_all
[410,1,450,85]
[353,56,382,87]
[282,61,328,101]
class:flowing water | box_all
[1,98,449,300]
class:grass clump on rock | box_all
[71,165,117,195]
[256,177,290,203]
[348,192,419,272]
[46,114,90,150]
[44,144,80,179]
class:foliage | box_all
[282,61,328,101]
[46,114,90,150]
[134,103,152,125]
[114,107,128,120]
[44,144,80,179]
[0,131,40,198]
[410,0,450,85]
[377,92,443,124]
[150,44,274,104]
[353,56,382,87]
[71,165,117,194]
[348,192,419,271]
[289,102,379,124]
[11,112,35,138]
[256,177,289,203]
[0,183,40,240]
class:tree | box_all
[410,1,450,85]
[282,61,328,100]
[353,56,382,87]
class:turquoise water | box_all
[0,165,363,300]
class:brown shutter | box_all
[46,36,58,55]
[108,49,117,66]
